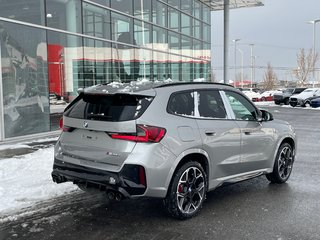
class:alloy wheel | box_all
[277,146,293,180]
[176,167,205,214]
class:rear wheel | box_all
[266,143,294,183]
[164,161,207,219]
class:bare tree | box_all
[293,48,319,86]
[262,63,278,90]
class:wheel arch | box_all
[272,136,296,165]
[164,150,210,196]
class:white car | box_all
[260,90,282,101]
[289,88,320,107]
[243,90,261,102]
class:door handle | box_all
[205,131,216,136]
[244,131,251,135]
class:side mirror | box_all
[259,109,274,122]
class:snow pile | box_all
[0,146,77,217]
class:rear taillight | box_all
[59,117,63,129]
[59,117,74,132]
[110,124,166,143]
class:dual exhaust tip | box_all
[107,191,122,201]
[52,173,124,201]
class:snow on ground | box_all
[0,146,78,218]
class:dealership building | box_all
[0,0,262,142]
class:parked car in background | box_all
[289,88,320,107]
[52,82,296,219]
[242,89,261,102]
[310,96,320,108]
[302,95,320,107]
[273,88,307,105]
[259,90,282,101]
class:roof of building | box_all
[199,0,264,11]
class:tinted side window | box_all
[167,91,194,116]
[64,94,153,122]
[197,90,227,119]
[225,91,259,121]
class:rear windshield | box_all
[64,93,153,122]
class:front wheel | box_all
[164,161,207,219]
[266,143,294,183]
[284,98,290,105]
[304,101,311,107]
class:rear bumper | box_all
[52,159,146,197]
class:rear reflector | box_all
[139,166,146,187]
[110,124,166,143]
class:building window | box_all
[152,0,167,27]
[203,4,211,23]
[181,0,192,14]
[134,0,152,22]
[193,19,201,39]
[134,20,152,46]
[110,0,132,15]
[83,3,111,40]
[168,7,179,31]
[181,13,191,35]
[194,1,202,19]
[153,26,167,51]
[111,12,134,45]
[167,0,180,9]
[1,21,50,138]
[89,0,110,7]
[46,0,82,33]
[0,0,45,25]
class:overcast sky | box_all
[211,0,320,83]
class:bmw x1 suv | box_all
[52,82,296,219]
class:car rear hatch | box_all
[58,90,155,171]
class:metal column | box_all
[0,41,4,141]
[223,0,230,84]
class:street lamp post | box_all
[307,19,320,87]
[233,39,241,86]
[237,48,244,88]
[249,44,254,88]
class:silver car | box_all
[52,82,296,219]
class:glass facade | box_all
[0,0,211,141]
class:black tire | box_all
[284,98,290,105]
[266,143,294,183]
[164,161,207,219]
[274,101,280,105]
[289,103,296,107]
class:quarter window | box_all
[167,91,194,116]
[225,91,259,121]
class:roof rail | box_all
[154,82,234,88]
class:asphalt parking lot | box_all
[0,106,319,240]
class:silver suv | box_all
[52,82,296,219]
